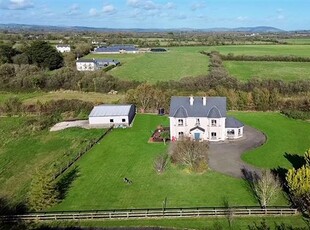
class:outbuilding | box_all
[89,104,136,127]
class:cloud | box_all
[191,1,206,11]
[127,0,165,10]
[0,0,33,10]
[164,2,176,10]
[236,16,248,21]
[66,3,80,16]
[89,8,99,17]
[102,4,116,14]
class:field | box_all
[0,91,125,105]
[205,44,310,57]
[85,46,210,82]
[224,61,310,81]
[231,112,310,168]
[0,117,103,202]
[52,112,304,211]
[281,38,310,44]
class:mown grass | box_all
[224,61,310,81]
[47,215,308,230]
[0,117,103,202]
[205,44,310,57]
[54,113,290,211]
[0,90,124,105]
[85,46,210,82]
[230,112,310,169]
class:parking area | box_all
[208,126,266,178]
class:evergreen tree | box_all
[26,41,63,70]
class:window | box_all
[178,119,184,126]
[122,118,126,122]
[211,120,217,127]
[110,119,114,123]
[227,130,235,135]
[178,132,184,138]
[211,132,217,139]
[196,118,200,126]
[238,129,241,136]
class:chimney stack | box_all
[203,96,207,106]
[189,96,194,106]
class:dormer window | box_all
[178,119,184,126]
[211,119,217,127]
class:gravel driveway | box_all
[208,126,266,178]
[50,120,90,131]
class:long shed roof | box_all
[89,105,133,117]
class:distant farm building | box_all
[56,44,71,53]
[93,45,139,54]
[150,48,167,52]
[76,59,120,71]
[89,104,136,127]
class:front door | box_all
[194,132,200,141]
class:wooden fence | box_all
[53,126,114,180]
[1,206,298,222]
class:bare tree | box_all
[242,168,280,208]
[154,154,169,174]
[169,137,208,172]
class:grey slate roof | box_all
[94,45,138,53]
[89,105,133,117]
[76,59,96,63]
[169,96,227,118]
[225,117,244,128]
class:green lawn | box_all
[47,216,308,229]
[205,44,310,57]
[224,61,310,81]
[0,117,103,202]
[231,112,310,169]
[54,113,289,211]
[85,46,210,82]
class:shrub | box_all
[154,154,169,174]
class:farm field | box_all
[0,91,125,105]
[205,44,310,56]
[224,61,310,81]
[280,38,310,44]
[85,46,210,82]
[53,113,294,211]
[0,117,103,202]
[231,112,310,168]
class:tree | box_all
[0,44,16,64]
[125,83,156,113]
[242,169,280,208]
[154,153,169,174]
[169,137,209,172]
[26,41,63,70]
[160,131,170,145]
[28,169,59,211]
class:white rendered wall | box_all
[89,116,129,126]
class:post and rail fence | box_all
[0,206,298,222]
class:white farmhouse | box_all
[89,104,136,127]
[76,59,98,71]
[169,96,244,141]
[56,44,71,53]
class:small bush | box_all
[281,109,310,120]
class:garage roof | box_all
[89,105,133,117]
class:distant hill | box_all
[0,23,287,33]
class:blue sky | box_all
[0,0,308,30]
